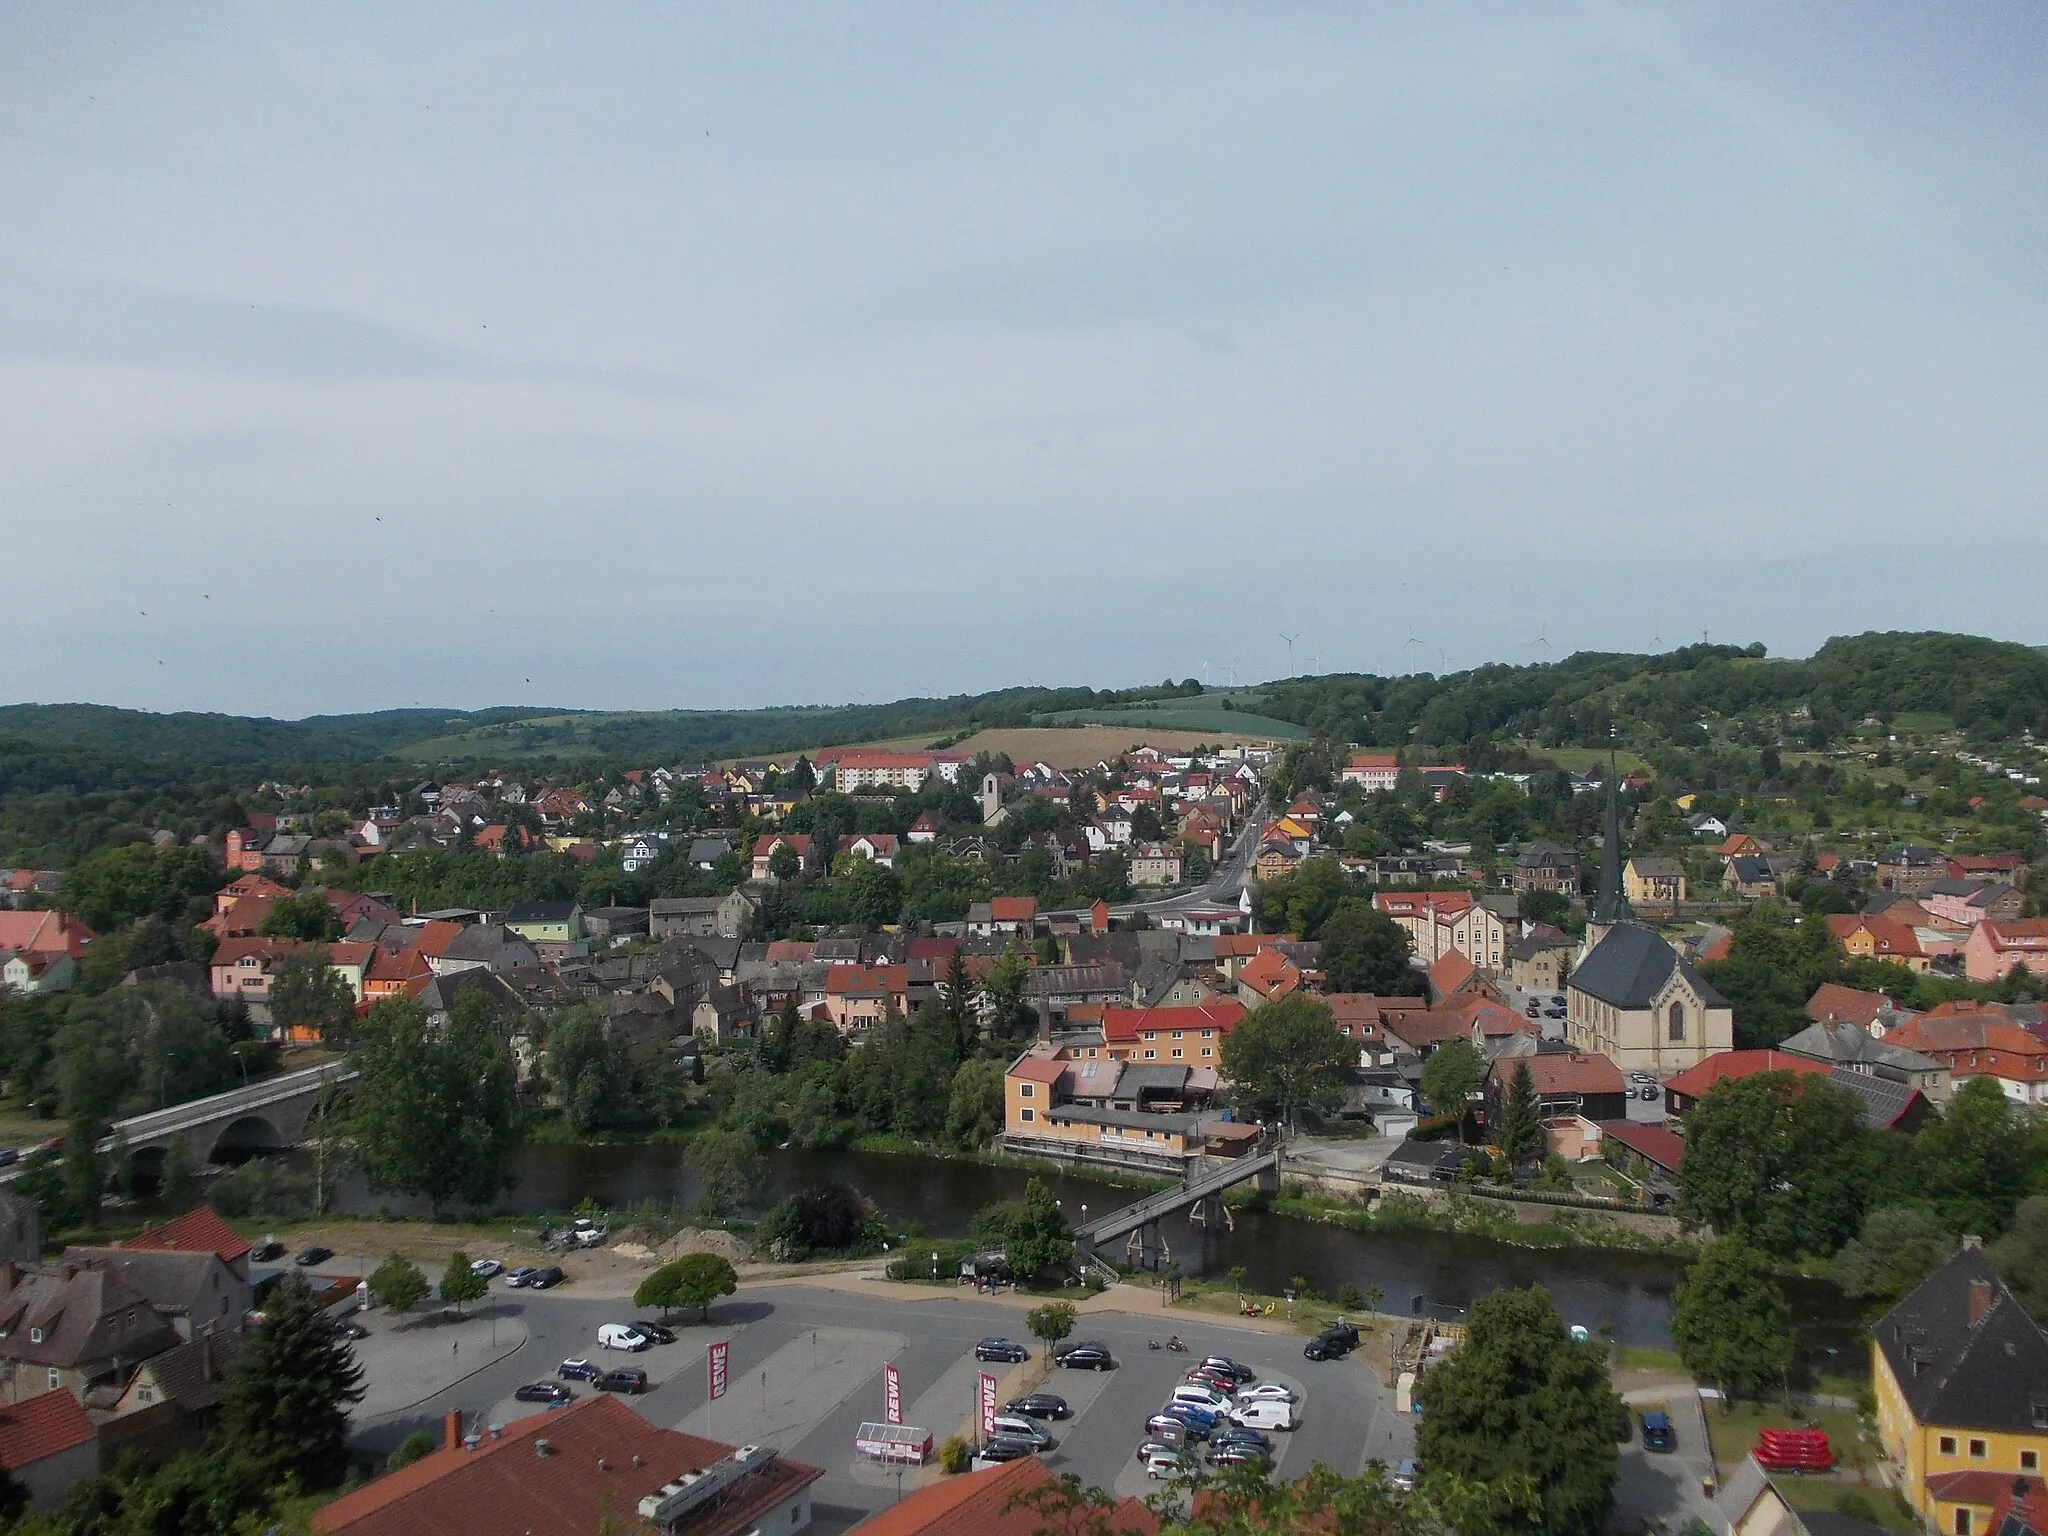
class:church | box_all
[1565,766,1734,1076]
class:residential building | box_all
[1340,752,1400,792]
[1659,1050,1829,1115]
[0,1260,182,1404]
[502,901,584,944]
[1622,858,1686,909]
[1512,843,1581,896]
[1946,853,2030,885]
[821,750,951,792]
[1806,982,1924,1037]
[821,964,908,1034]
[312,1398,823,1536]
[1483,1053,1626,1125]
[1778,1020,1951,1101]
[1713,1454,1894,1536]
[1877,844,1946,894]
[1883,1015,2048,1107]
[1826,914,1931,973]
[750,834,811,882]
[1872,1240,2048,1536]
[1725,855,1780,899]
[965,897,1036,938]
[1128,844,1184,887]
[207,935,308,1005]
[60,1247,251,1341]
[0,1390,99,1510]
[1963,919,2048,984]
[1374,890,1509,971]
[1507,928,1576,994]
[0,911,94,970]
[121,1208,253,1282]
[1924,881,2025,930]
[1098,1000,1244,1065]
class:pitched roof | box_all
[1100,1000,1244,1043]
[1492,1052,1624,1096]
[1571,923,1724,1010]
[504,901,575,923]
[1426,949,1477,999]
[1805,983,1910,1030]
[990,896,1037,923]
[1662,1050,1829,1100]
[1595,1119,1687,1173]
[0,1389,96,1470]
[122,1207,251,1267]
[0,910,95,959]
[1875,1243,2048,1437]
[1825,913,1924,959]
[313,1396,822,1536]
[846,1454,1157,1536]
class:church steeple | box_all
[1588,736,1634,941]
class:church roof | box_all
[1571,923,1725,1010]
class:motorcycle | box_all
[1165,1336,1188,1353]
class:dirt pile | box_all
[652,1228,752,1267]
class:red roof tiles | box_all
[122,1206,251,1267]
[0,1389,96,1471]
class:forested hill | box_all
[2,632,2043,785]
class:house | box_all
[1718,833,1764,861]
[905,813,944,844]
[1877,844,1946,894]
[212,873,290,916]
[0,949,74,995]
[1565,925,1734,1078]
[1098,1000,1244,1065]
[208,935,308,1005]
[1374,890,1508,971]
[966,897,1037,938]
[821,750,941,792]
[821,965,908,1034]
[1235,946,1305,1007]
[60,1246,252,1342]
[1712,1454,1894,1536]
[1925,882,2025,930]
[689,985,754,1044]
[0,1260,183,1404]
[582,905,650,944]
[1963,919,2048,984]
[312,1397,823,1536]
[430,924,539,978]
[687,837,733,870]
[121,1208,253,1281]
[0,910,94,969]
[836,834,899,868]
[0,1390,99,1509]
[1882,1015,2048,1107]
[1252,841,1302,883]
[1128,844,1184,887]
[1871,1240,2048,1536]
[1826,914,1931,973]
[1660,1050,1830,1116]
[1946,853,2030,885]
[1685,813,1729,838]
[1340,752,1400,792]
[618,833,667,873]
[1623,858,1687,910]
[1596,1119,1687,1192]
[846,1454,1157,1535]
[1778,1020,1950,1101]
[1512,843,1581,896]
[1507,927,1576,994]
[1483,1053,1626,1126]
[750,835,811,882]
[1725,855,1780,899]
[1806,982,1924,1037]
[650,893,754,942]
[502,901,583,944]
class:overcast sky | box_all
[3,4,2044,718]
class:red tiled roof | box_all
[1805,983,1910,1029]
[1236,947,1302,1000]
[123,1206,252,1266]
[1977,918,2048,953]
[846,1455,1157,1536]
[990,896,1037,923]
[1101,1001,1245,1043]
[411,920,465,959]
[314,1396,821,1536]
[1824,913,1925,958]
[1496,1052,1624,1096]
[0,910,95,959]
[752,834,812,857]
[1008,1053,1068,1085]
[1596,1119,1687,1172]
[0,1389,96,1470]
[1426,950,1476,999]
[1663,1050,1829,1100]
[209,934,307,967]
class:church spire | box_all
[1591,735,1634,930]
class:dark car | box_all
[528,1266,565,1290]
[1640,1410,1676,1452]
[1054,1342,1113,1370]
[338,1320,369,1340]
[1303,1329,1356,1362]
[595,1368,649,1394]
[1211,1427,1274,1455]
[514,1381,575,1405]
[630,1321,677,1346]
[249,1241,286,1264]
[1207,1442,1268,1467]
[1158,1403,1217,1434]
[975,1338,1029,1363]
[976,1435,1038,1463]
[557,1357,602,1382]
[293,1246,333,1267]
[1198,1356,1256,1384]
[1004,1393,1070,1420]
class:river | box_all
[298,1140,1863,1360]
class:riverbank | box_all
[1258,1187,1702,1258]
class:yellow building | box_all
[1623,857,1687,909]
[1872,1239,2048,1535]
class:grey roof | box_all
[650,897,722,915]
[1876,1244,2048,1435]
[63,1248,234,1321]
[441,924,537,966]
[1044,1104,1204,1135]
[1108,1064,1193,1097]
[1728,855,1776,882]
[1590,758,1635,927]
[505,901,576,923]
[1881,844,1942,866]
[0,1263,180,1372]
[1570,923,1726,1010]
[688,838,732,865]
[1824,1067,1925,1129]
[1515,842,1579,870]
[1629,857,1684,877]
[1779,1021,1941,1075]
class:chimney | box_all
[1037,998,1052,1044]
[534,1439,552,1457]
[443,1409,462,1450]
[1970,1278,1994,1326]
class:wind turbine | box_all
[1278,632,1300,672]
[1522,626,1552,656]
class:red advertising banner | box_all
[708,1341,729,1401]
[978,1372,998,1440]
[884,1363,903,1425]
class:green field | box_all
[1038,706,1307,739]
[1518,745,1655,776]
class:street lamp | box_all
[932,1251,940,1283]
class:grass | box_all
[1615,1344,1686,1375]
[1774,1475,1919,1532]
[1039,706,1307,740]
[1699,1400,1869,1474]
[1263,1189,1699,1258]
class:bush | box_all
[1337,1283,1365,1310]
[368,1254,427,1312]
[1834,1490,1880,1523]
[939,1436,972,1475]
[209,1159,317,1221]
[386,1431,435,1470]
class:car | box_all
[630,1321,677,1346]
[1170,1383,1233,1414]
[1211,1428,1274,1456]
[1237,1381,1298,1404]
[1195,1356,1251,1382]
[1147,1411,1203,1443]
[469,1258,502,1278]
[293,1246,333,1267]
[1543,1008,1566,1019]
[0,1149,15,1168]
[1303,1330,1355,1361]
[976,1435,1038,1464]
[1004,1393,1070,1420]
[595,1368,649,1394]
[338,1319,369,1340]
[1392,1458,1421,1492]
[1629,1071,1656,1084]
[599,1323,650,1351]
[1184,1367,1239,1395]
[249,1241,286,1263]
[1136,1438,1183,1462]
[990,1415,1054,1450]
[1641,1085,1662,1101]
[1525,1003,1542,1018]
[1144,1447,1194,1479]
[1207,1442,1267,1467]
[557,1357,602,1382]
[1054,1342,1113,1370]
[571,1223,609,1248]
[1157,1403,1217,1435]
[1640,1410,1676,1452]
[528,1266,565,1289]
[503,1267,538,1287]
[975,1339,1029,1363]
[514,1381,575,1405]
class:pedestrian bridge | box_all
[1074,1147,1282,1265]
[0,1062,355,1186]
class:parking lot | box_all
[342,1280,1398,1534]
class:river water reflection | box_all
[317,1141,1861,1358]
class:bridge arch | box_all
[125,1144,168,1196]
[209,1115,285,1164]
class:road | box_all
[345,1280,1388,1534]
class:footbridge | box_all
[0,1062,356,1186]
[1074,1147,1282,1270]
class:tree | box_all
[687,1127,764,1220]
[768,842,800,881]
[1911,1077,2030,1238]
[1990,1197,2048,1318]
[1317,899,1422,995]
[258,891,344,942]
[635,1253,739,1321]
[269,948,357,1047]
[1253,855,1355,939]
[945,1058,1005,1149]
[546,1007,629,1135]
[1496,1061,1542,1170]
[439,1251,488,1316]
[1415,1285,1621,1536]
[1670,1238,1794,1403]
[1001,1177,1074,1281]
[368,1253,427,1312]
[1219,995,1350,1125]
[352,994,520,1212]
[1027,1301,1077,1351]
[1678,1072,1876,1258]
[1419,1039,1484,1135]
[58,843,223,934]
[981,944,1033,1038]
[1834,1205,1957,1301]
[222,1272,365,1488]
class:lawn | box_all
[1774,1474,1919,1532]
[1700,1399,1871,1475]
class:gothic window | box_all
[1668,1002,1685,1042]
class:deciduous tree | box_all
[1670,1238,1793,1403]
[439,1251,488,1316]
[687,1127,764,1220]
[1911,1077,2030,1238]
[352,994,520,1213]
[1219,994,1350,1125]
[368,1253,427,1312]
[1833,1206,1956,1301]
[1419,1039,1484,1136]
[636,1253,739,1321]
[1678,1072,1875,1258]
[1317,899,1422,995]
[269,949,357,1047]
[1026,1301,1076,1350]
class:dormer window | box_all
[29,1327,43,1343]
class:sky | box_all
[2,3,2044,718]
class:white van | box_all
[1229,1401,1296,1432]
[1169,1384,1232,1415]
[597,1324,649,1351]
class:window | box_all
[1939,1436,1958,1456]
[1969,1439,1987,1459]
[28,1327,42,1344]
[2022,1450,2039,1472]
[1171,1031,1183,1041]
[1144,1050,1156,1060]
[1668,1002,1685,1042]
[1019,1109,1034,1123]
[1018,1084,1033,1099]
[1954,1511,1971,1536]
[1171,1049,1183,1060]
[46,1369,58,1391]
